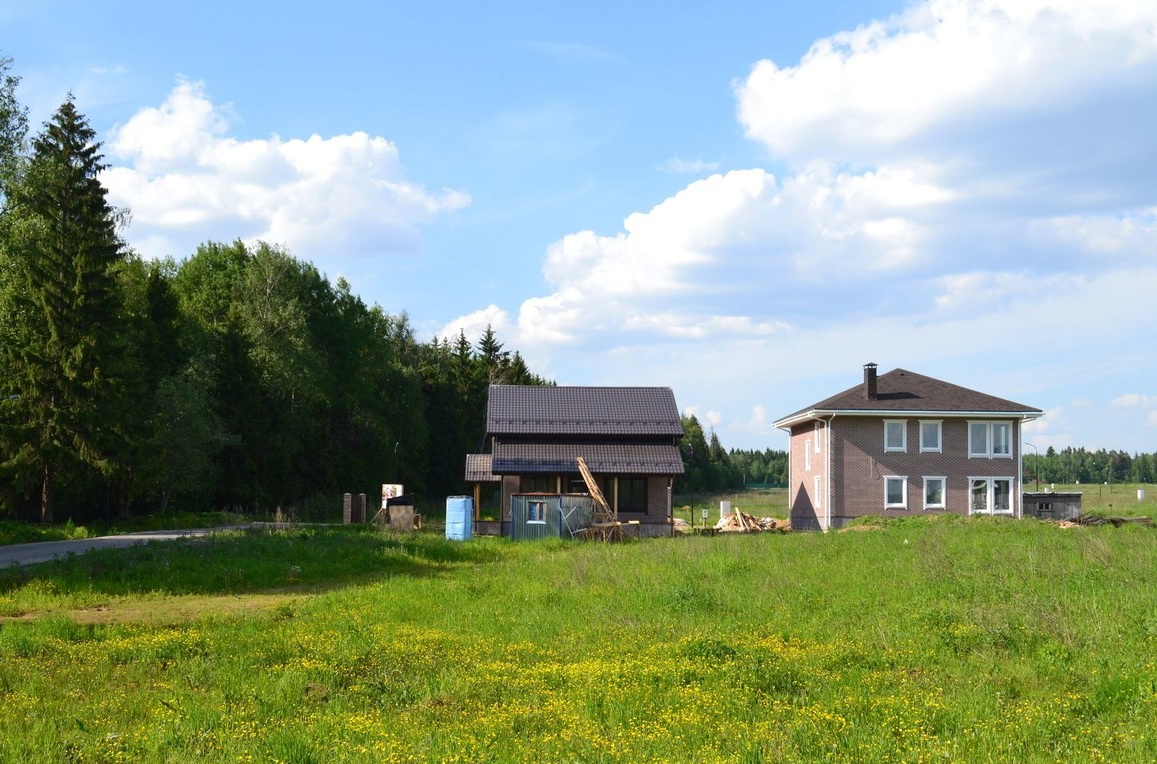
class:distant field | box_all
[673,488,788,526]
[0,518,1153,762]
[1041,482,1157,518]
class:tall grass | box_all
[0,519,1153,762]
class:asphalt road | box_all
[0,526,257,567]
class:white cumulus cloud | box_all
[437,304,513,345]
[441,0,1157,452]
[736,0,1157,165]
[102,80,469,261]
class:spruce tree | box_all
[2,97,127,522]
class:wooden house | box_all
[466,385,685,537]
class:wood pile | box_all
[1073,514,1152,527]
[714,511,791,533]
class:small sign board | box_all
[701,508,709,521]
[381,483,404,508]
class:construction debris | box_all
[1069,514,1152,527]
[714,511,791,533]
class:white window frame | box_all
[527,500,548,524]
[814,421,822,453]
[814,475,822,509]
[968,477,1014,515]
[884,420,907,453]
[969,420,1013,459]
[919,420,942,453]
[804,440,812,471]
[992,422,1011,457]
[923,476,946,510]
[885,476,908,509]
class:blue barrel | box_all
[445,496,474,540]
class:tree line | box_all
[1024,446,1157,487]
[0,57,548,522]
[678,414,787,493]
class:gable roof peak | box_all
[774,365,1042,427]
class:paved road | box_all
[0,526,258,568]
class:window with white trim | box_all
[919,420,942,453]
[884,420,907,452]
[969,421,1012,458]
[885,476,907,509]
[923,477,946,510]
[969,477,1013,515]
[814,421,822,453]
[993,423,1011,456]
[804,440,812,471]
[814,475,822,509]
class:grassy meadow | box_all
[0,517,1154,762]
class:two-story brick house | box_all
[471,385,685,537]
[773,364,1042,530]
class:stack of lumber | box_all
[1073,514,1152,527]
[714,511,791,533]
[574,520,641,542]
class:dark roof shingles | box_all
[464,453,499,483]
[492,442,684,475]
[781,368,1042,421]
[486,385,683,436]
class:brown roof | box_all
[486,385,683,437]
[775,367,1041,427]
[464,454,499,483]
[492,442,684,475]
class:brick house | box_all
[773,364,1042,530]
[469,385,684,538]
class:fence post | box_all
[343,493,352,524]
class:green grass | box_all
[0,511,252,547]
[0,519,1154,762]
[0,518,94,546]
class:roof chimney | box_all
[863,362,878,401]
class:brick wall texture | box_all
[790,416,1022,530]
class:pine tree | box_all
[0,53,27,199]
[1,98,127,522]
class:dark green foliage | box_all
[0,58,552,521]
[0,97,129,522]
[678,414,787,492]
[0,54,27,198]
[1025,446,1157,485]
[3,234,551,519]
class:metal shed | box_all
[508,494,597,540]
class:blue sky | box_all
[5,0,1156,453]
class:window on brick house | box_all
[885,476,907,509]
[884,420,907,452]
[924,477,946,509]
[969,421,1012,458]
[618,478,648,513]
[970,477,1014,514]
[520,474,556,493]
[920,421,942,453]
